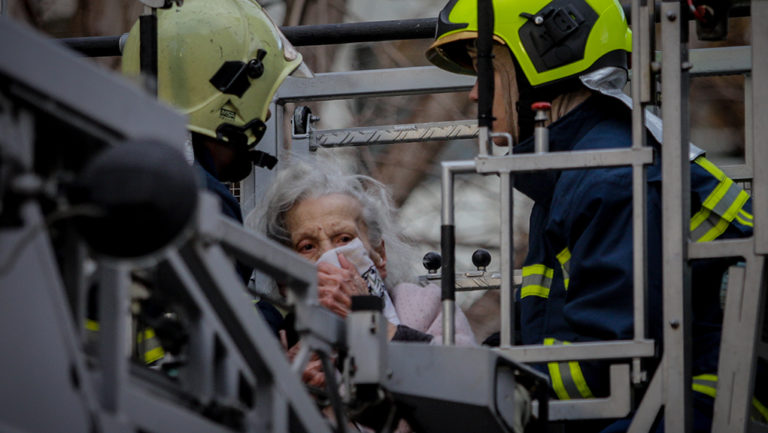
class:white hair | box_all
[249,156,415,288]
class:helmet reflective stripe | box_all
[427,0,632,87]
[122,0,303,146]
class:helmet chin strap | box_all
[218,143,254,183]
[513,57,539,142]
[216,138,278,183]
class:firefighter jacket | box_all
[195,146,284,335]
[513,94,754,400]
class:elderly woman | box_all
[254,158,475,348]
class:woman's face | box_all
[468,45,520,146]
[284,194,384,269]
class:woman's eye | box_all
[337,235,354,244]
[297,243,314,252]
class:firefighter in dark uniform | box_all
[427,0,766,430]
[121,0,310,337]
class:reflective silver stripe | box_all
[137,328,165,363]
[712,181,743,217]
[692,376,717,391]
[556,362,583,399]
[521,265,553,299]
[544,338,593,399]
[521,273,553,290]
[690,156,752,242]
[690,211,725,243]
[139,334,162,351]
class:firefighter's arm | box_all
[548,169,636,398]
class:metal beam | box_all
[277,66,475,102]
[58,3,753,57]
[627,359,664,433]
[495,340,655,363]
[712,256,765,432]
[686,46,751,76]
[474,148,653,174]
[544,364,632,420]
[660,2,692,431]
[752,0,768,254]
[688,238,753,259]
[281,18,435,46]
[308,119,479,150]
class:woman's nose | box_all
[317,239,335,257]
[469,80,480,102]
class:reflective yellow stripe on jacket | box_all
[692,374,768,423]
[690,157,752,242]
[521,264,554,299]
[85,319,165,364]
[544,338,593,399]
[136,327,166,364]
[556,247,571,289]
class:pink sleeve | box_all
[389,283,476,346]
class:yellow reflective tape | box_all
[521,264,553,298]
[548,361,571,400]
[543,338,571,346]
[690,156,752,240]
[692,382,717,399]
[698,216,731,242]
[85,319,100,332]
[736,213,754,227]
[86,321,165,364]
[722,190,750,224]
[692,374,718,399]
[694,373,718,382]
[144,346,165,364]
[695,156,726,180]
[569,361,594,398]
[690,207,711,232]
[739,208,754,221]
[522,264,554,278]
[136,327,164,364]
[689,373,767,423]
[543,339,590,400]
[136,327,157,343]
[702,177,733,212]
[695,190,749,242]
[544,338,570,400]
[556,248,571,290]
[521,285,550,299]
[753,397,768,423]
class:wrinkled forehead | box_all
[286,193,365,231]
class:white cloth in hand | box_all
[316,238,400,325]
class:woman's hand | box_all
[316,253,368,317]
[286,342,326,388]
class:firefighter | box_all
[426,0,765,431]
[121,0,307,334]
[122,0,305,223]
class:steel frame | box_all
[0,20,336,433]
[261,2,767,431]
[3,2,766,430]
[1,17,547,433]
